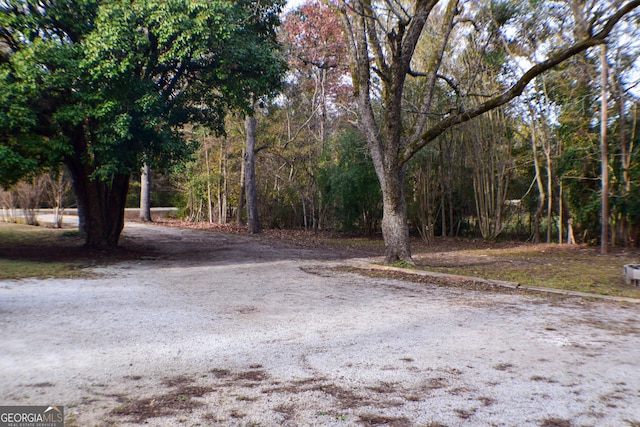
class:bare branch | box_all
[401,0,640,165]
[436,73,461,98]
[407,0,459,144]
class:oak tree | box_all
[328,0,640,263]
[0,0,284,247]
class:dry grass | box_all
[413,243,640,299]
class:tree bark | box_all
[600,43,609,254]
[237,147,246,226]
[218,137,228,224]
[68,165,129,248]
[140,162,151,222]
[204,139,213,224]
[530,124,545,243]
[244,112,262,234]
[380,167,412,264]
[66,130,130,248]
[567,218,576,245]
[545,149,553,244]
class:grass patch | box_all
[0,259,84,280]
[0,222,143,279]
[415,244,640,299]
[0,223,86,279]
[0,222,73,245]
[388,259,415,269]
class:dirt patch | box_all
[111,384,215,423]
[0,222,150,264]
[358,413,413,426]
[340,266,529,296]
[312,383,371,409]
[539,418,574,427]
[234,369,269,383]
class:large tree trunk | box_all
[244,112,262,234]
[66,132,130,248]
[335,0,457,264]
[68,166,129,248]
[379,168,412,264]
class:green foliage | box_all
[318,127,381,234]
[490,0,520,26]
[1,0,285,247]
[555,140,598,239]
[0,0,285,187]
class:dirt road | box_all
[1,222,639,426]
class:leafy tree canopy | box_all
[0,0,285,247]
[0,0,285,187]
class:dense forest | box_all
[1,0,640,254]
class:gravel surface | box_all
[1,222,640,426]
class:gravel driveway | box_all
[1,222,639,426]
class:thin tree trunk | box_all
[567,218,576,245]
[447,137,455,236]
[545,149,553,243]
[204,139,213,224]
[217,140,223,223]
[320,67,327,147]
[140,162,152,222]
[218,137,228,224]
[559,180,563,244]
[539,77,555,244]
[301,194,308,230]
[245,111,261,234]
[600,44,609,254]
[616,85,632,245]
[439,140,446,237]
[237,147,246,226]
[531,130,545,244]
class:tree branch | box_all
[401,0,640,166]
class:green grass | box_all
[386,259,415,269]
[0,258,84,280]
[417,245,640,299]
[0,222,85,279]
[0,222,68,244]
